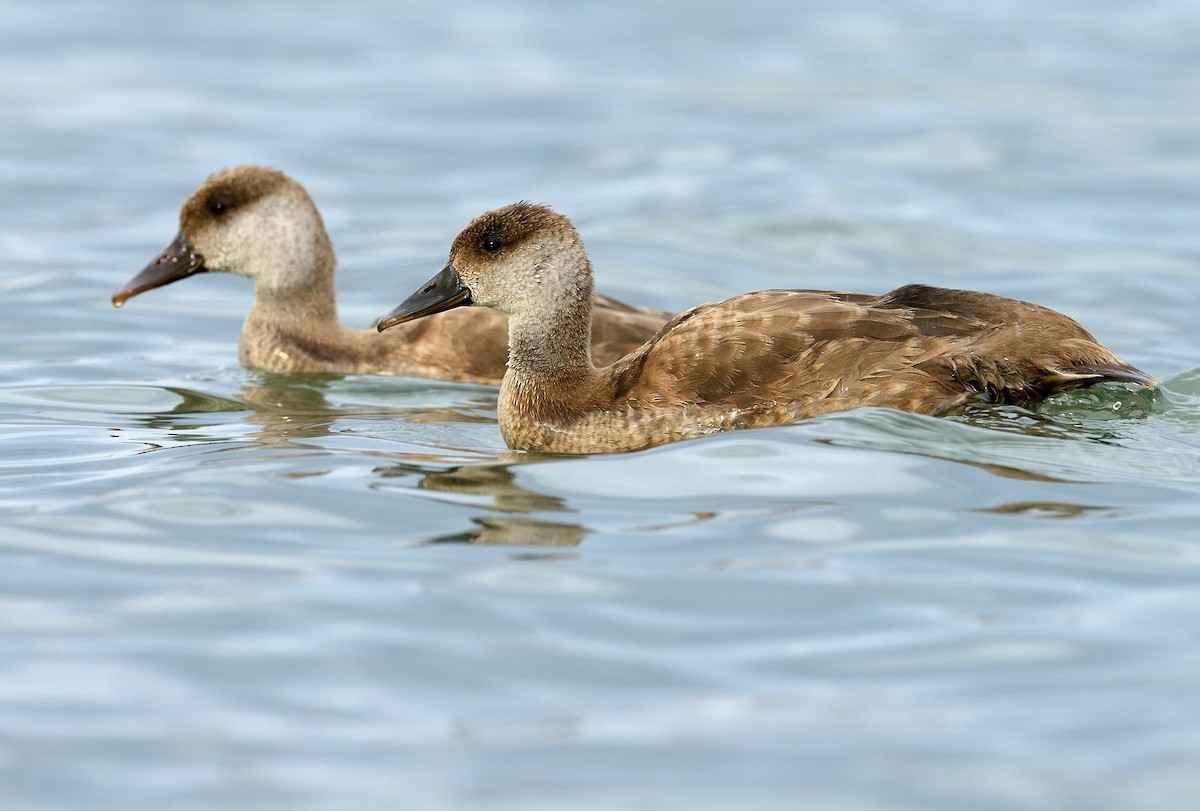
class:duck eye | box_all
[209,199,228,215]
[481,235,503,253]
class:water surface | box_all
[2,2,1200,809]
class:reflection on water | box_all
[416,463,564,513]
[377,462,586,545]
[976,501,1115,519]
[109,373,595,545]
[71,368,1200,557]
[431,515,587,546]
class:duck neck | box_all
[504,274,596,383]
[252,246,341,325]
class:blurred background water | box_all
[2,1,1200,809]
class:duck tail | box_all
[1051,361,1156,388]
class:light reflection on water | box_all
[3,0,1200,809]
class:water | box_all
[2,1,1200,808]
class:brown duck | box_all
[112,167,671,384]
[377,202,1154,454]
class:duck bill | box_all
[112,232,206,307]
[377,263,472,331]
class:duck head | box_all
[378,201,590,331]
[113,165,334,307]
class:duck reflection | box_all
[235,374,347,445]
[119,373,1158,547]
[430,515,585,546]
[234,374,492,456]
[120,375,350,445]
[976,501,1113,519]
[120,374,588,546]
[375,461,586,546]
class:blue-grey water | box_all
[3,1,1200,809]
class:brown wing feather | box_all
[602,285,1149,418]
[604,291,930,413]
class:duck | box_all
[112,167,672,384]
[376,201,1155,454]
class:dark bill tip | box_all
[112,232,206,307]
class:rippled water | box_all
[3,1,1200,809]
